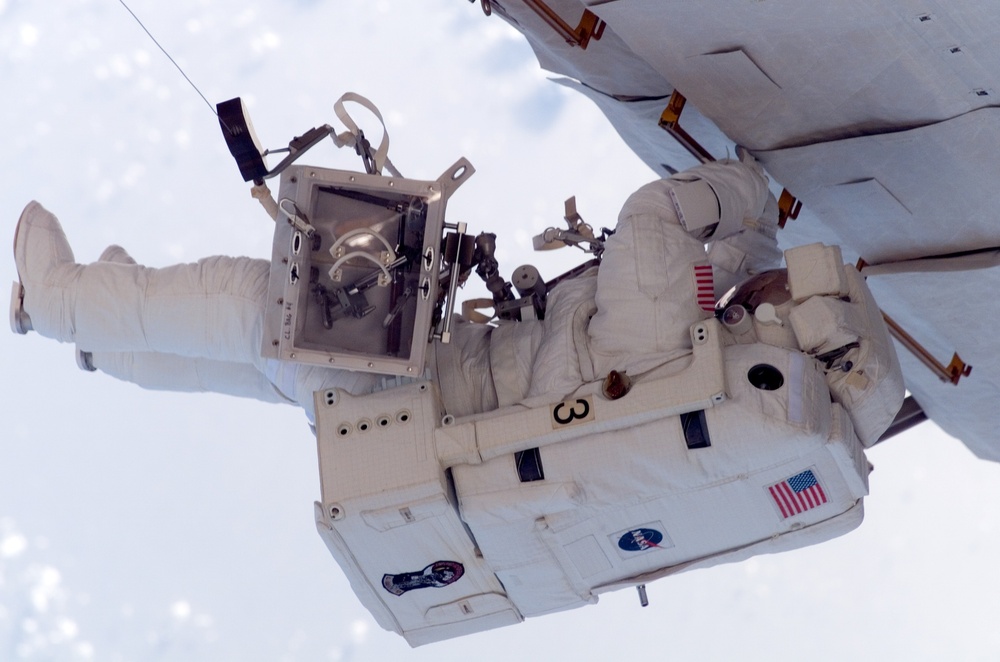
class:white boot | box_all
[10,201,81,339]
[15,210,272,364]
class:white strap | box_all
[461,298,496,324]
[331,92,401,177]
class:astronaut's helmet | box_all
[719,268,790,313]
[718,268,798,348]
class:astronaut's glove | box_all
[743,188,780,235]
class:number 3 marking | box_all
[552,397,593,426]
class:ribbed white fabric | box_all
[15,160,777,423]
[588,160,772,377]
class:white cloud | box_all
[28,564,62,612]
[171,600,192,621]
[55,616,79,640]
[120,162,146,188]
[19,23,39,47]
[251,31,280,54]
[109,54,132,78]
[94,179,116,203]
[165,242,186,260]
[0,532,27,558]
[349,618,369,644]
[235,8,257,27]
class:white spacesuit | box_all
[11,157,779,422]
[12,158,907,644]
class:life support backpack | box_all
[310,244,903,646]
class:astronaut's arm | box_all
[706,190,782,299]
[667,158,770,242]
[617,158,777,299]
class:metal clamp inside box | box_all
[261,159,475,376]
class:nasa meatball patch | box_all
[610,522,674,559]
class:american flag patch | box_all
[768,469,827,519]
[693,263,715,312]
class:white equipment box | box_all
[307,244,903,646]
[261,160,474,376]
[312,320,872,645]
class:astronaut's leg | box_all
[588,160,771,377]
[12,201,269,365]
[64,243,293,404]
[74,243,137,372]
[76,256,270,362]
[79,346,383,422]
[89,351,295,404]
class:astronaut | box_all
[10,156,779,423]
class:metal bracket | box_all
[880,311,972,385]
[946,353,974,384]
[475,0,605,49]
[525,0,606,48]
[777,188,802,228]
[532,196,605,255]
[434,223,471,344]
[659,91,804,230]
[436,158,476,201]
[353,129,377,175]
[658,91,715,164]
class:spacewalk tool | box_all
[219,95,903,646]
[218,93,550,375]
